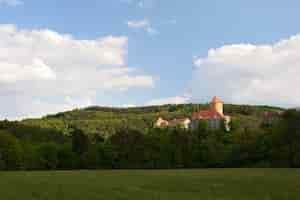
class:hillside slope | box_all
[21,104,284,137]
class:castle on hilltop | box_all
[155,96,231,131]
[190,96,231,131]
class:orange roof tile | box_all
[192,110,224,120]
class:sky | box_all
[1,0,300,119]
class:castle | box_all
[190,96,231,131]
[155,96,231,131]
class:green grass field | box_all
[0,169,299,200]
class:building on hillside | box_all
[168,118,191,129]
[155,117,191,129]
[190,96,231,131]
[155,117,169,127]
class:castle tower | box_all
[210,96,223,115]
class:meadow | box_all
[0,169,299,200]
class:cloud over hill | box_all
[191,33,300,107]
[0,24,155,119]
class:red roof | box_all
[192,110,224,120]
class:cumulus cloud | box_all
[0,24,155,119]
[0,0,23,7]
[191,33,300,107]
[3,96,94,120]
[0,58,56,83]
[127,19,158,35]
[146,96,190,106]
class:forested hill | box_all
[19,103,284,137]
[1,104,299,170]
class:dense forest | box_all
[0,103,299,170]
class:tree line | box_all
[0,109,299,170]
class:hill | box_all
[1,104,299,170]
[20,103,284,138]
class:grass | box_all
[0,169,299,200]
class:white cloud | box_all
[146,96,190,106]
[0,0,23,7]
[119,104,137,108]
[0,58,56,83]
[109,104,137,108]
[191,33,300,107]
[127,19,149,29]
[0,24,155,119]
[127,19,158,35]
[1,95,94,121]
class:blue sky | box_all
[1,0,300,119]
